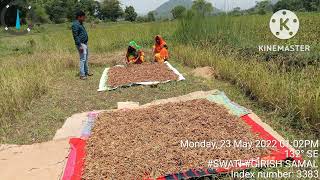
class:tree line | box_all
[171,0,319,20]
[2,0,317,26]
[230,0,320,16]
[0,0,156,25]
[0,0,215,25]
[171,0,214,20]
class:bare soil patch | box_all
[83,99,272,179]
[192,66,217,79]
[107,63,178,88]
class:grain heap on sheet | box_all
[83,99,272,179]
[107,63,178,87]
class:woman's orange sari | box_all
[153,35,169,63]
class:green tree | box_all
[136,16,148,22]
[74,0,98,17]
[65,0,78,21]
[273,0,320,12]
[230,7,242,16]
[1,0,101,24]
[124,6,137,22]
[45,0,68,23]
[33,4,50,23]
[255,0,273,15]
[171,5,186,19]
[67,0,100,21]
[191,0,213,16]
[44,0,88,23]
[27,0,50,23]
[100,0,123,21]
[147,11,156,21]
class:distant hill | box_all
[154,0,193,19]
[154,0,221,19]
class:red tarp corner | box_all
[62,138,86,180]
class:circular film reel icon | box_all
[1,0,38,35]
[269,9,300,40]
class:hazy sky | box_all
[120,0,261,15]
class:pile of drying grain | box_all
[83,99,272,180]
[107,63,178,88]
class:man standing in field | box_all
[72,10,93,80]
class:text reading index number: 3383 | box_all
[269,9,300,40]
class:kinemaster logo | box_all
[269,9,300,40]
[258,9,311,52]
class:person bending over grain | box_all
[126,41,145,64]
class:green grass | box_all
[0,21,177,137]
[175,13,320,61]
[173,45,320,132]
[173,13,320,134]
[0,21,177,56]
